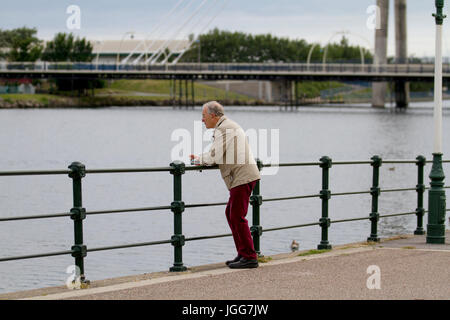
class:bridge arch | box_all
[306,43,322,70]
[307,31,373,71]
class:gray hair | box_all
[203,101,224,117]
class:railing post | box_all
[318,156,332,250]
[415,155,426,235]
[169,161,187,272]
[368,155,382,242]
[250,159,263,257]
[68,161,89,286]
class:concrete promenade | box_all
[1,231,449,300]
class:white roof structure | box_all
[90,39,190,54]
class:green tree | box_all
[42,32,100,95]
[0,27,43,62]
[180,29,372,63]
[42,32,93,62]
[324,36,372,63]
[0,30,9,59]
[72,37,93,61]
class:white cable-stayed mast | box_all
[120,0,186,64]
[145,0,209,65]
[133,0,199,64]
[160,0,220,64]
[120,0,226,65]
[171,0,229,64]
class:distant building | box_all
[90,39,190,64]
[0,78,35,94]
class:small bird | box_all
[290,240,299,252]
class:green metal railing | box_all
[0,156,449,285]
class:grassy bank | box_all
[0,94,266,108]
[0,79,438,108]
[98,79,255,102]
[0,94,74,108]
[0,79,261,108]
[0,80,350,108]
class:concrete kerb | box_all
[22,246,374,300]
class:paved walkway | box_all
[2,232,449,300]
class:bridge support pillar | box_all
[394,0,409,108]
[257,81,273,102]
[372,83,387,108]
[271,80,285,104]
[372,0,389,108]
[394,81,409,108]
[271,79,296,106]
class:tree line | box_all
[0,27,92,62]
[0,27,99,94]
[179,28,373,63]
[1,27,373,64]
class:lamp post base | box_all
[426,153,446,244]
[426,225,446,244]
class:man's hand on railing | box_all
[189,154,201,166]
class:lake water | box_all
[0,102,449,294]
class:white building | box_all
[90,39,190,64]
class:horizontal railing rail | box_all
[0,156,448,285]
[3,185,448,223]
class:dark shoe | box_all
[228,258,258,269]
[225,255,242,266]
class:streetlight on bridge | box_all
[427,0,447,244]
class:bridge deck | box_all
[1,63,448,81]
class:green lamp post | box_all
[427,0,447,244]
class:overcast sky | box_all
[1,0,449,58]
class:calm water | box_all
[0,102,449,294]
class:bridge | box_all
[1,62,446,108]
[1,62,446,82]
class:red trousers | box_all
[225,180,258,260]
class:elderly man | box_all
[190,101,260,269]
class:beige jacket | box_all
[200,116,261,190]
